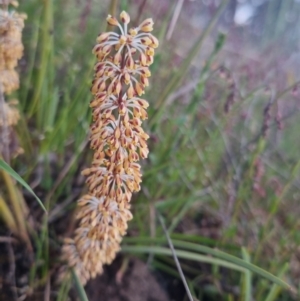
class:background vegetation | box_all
[1,0,300,300]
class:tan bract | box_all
[62,11,158,284]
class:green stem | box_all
[29,0,53,122]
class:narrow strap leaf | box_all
[0,159,47,213]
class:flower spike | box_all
[62,11,158,285]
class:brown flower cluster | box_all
[0,3,26,94]
[62,11,158,284]
[0,99,19,127]
[0,2,25,159]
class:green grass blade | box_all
[71,269,90,301]
[122,238,295,292]
[21,7,41,109]
[29,216,48,285]
[29,0,54,118]
[241,247,252,301]
[265,263,289,301]
[57,276,71,301]
[122,245,247,272]
[0,159,47,213]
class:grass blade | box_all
[265,263,289,301]
[241,247,252,301]
[122,245,247,272]
[0,159,47,213]
[1,170,32,246]
[0,194,18,233]
[71,269,89,301]
[122,238,295,292]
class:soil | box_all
[86,257,172,301]
[0,237,184,301]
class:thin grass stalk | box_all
[156,0,176,50]
[159,214,194,301]
[186,33,226,116]
[29,215,48,287]
[166,0,184,41]
[149,0,229,128]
